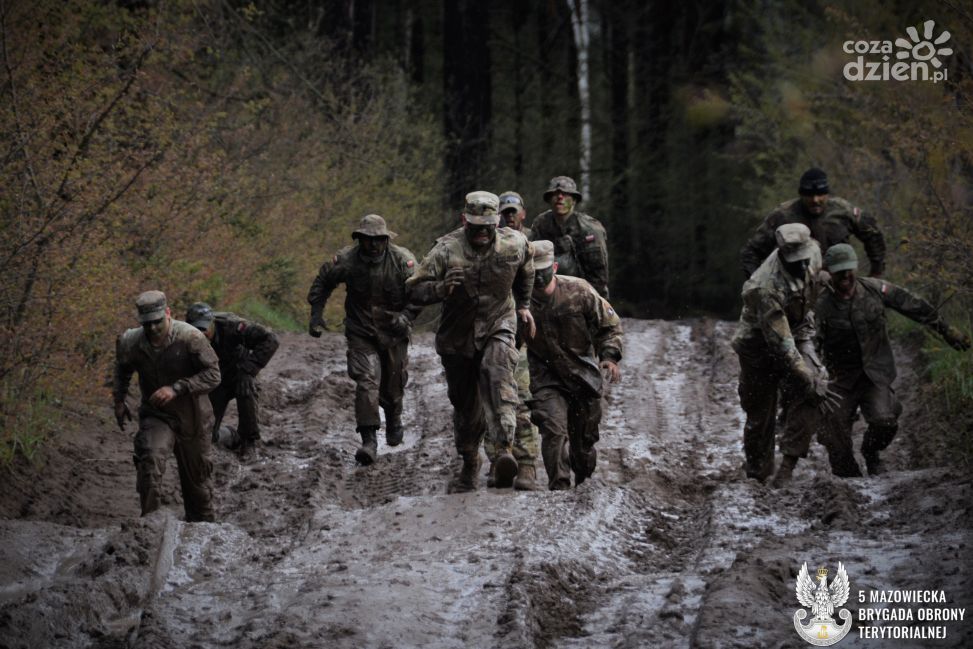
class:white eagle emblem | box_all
[793,562,853,646]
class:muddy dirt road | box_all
[1,319,971,648]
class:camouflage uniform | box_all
[527,273,622,490]
[530,176,610,299]
[307,229,419,445]
[816,273,968,471]
[203,311,279,448]
[406,196,534,488]
[731,229,858,481]
[740,196,886,278]
[114,294,221,522]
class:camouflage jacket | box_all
[209,312,279,382]
[732,249,822,380]
[740,197,886,277]
[407,227,533,357]
[816,278,948,388]
[530,210,610,298]
[113,319,221,438]
[307,243,420,347]
[527,275,623,398]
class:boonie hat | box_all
[499,191,525,213]
[186,302,215,330]
[464,191,501,225]
[352,214,397,239]
[798,168,829,196]
[136,290,168,323]
[823,243,859,273]
[775,223,816,262]
[543,176,582,203]
[532,240,555,270]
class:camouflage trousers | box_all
[347,334,409,433]
[210,379,260,446]
[530,386,602,490]
[440,336,519,458]
[820,372,903,458]
[736,350,859,480]
[133,415,215,522]
[482,343,539,467]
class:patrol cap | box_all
[532,240,555,270]
[186,302,215,330]
[463,191,501,225]
[823,243,858,273]
[352,213,397,239]
[775,223,816,262]
[498,191,525,213]
[543,175,582,203]
[136,290,168,323]
[798,167,829,196]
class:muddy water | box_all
[1,320,970,648]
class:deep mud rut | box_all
[1,319,971,648]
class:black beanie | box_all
[799,168,829,196]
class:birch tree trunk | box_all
[568,0,591,199]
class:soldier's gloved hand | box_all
[554,234,575,254]
[943,325,972,352]
[114,401,132,431]
[806,374,842,413]
[236,374,258,399]
[440,266,465,297]
[600,360,621,384]
[388,311,412,336]
[309,315,327,338]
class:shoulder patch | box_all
[332,254,339,264]
[238,322,247,333]
[585,234,596,242]
[407,259,414,268]
[881,282,888,294]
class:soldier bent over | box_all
[307,214,420,465]
[526,240,622,490]
[113,291,221,521]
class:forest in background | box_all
[2,0,972,462]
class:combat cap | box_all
[464,191,501,225]
[775,223,816,262]
[543,175,582,203]
[532,240,555,270]
[352,214,397,239]
[136,290,167,323]
[799,167,829,196]
[823,243,858,273]
[499,191,525,213]
[186,302,215,330]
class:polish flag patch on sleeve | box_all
[585,234,596,242]
[881,282,889,294]
[407,259,414,268]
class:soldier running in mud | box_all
[307,214,420,465]
[530,176,610,299]
[477,189,542,490]
[185,302,279,461]
[816,244,971,475]
[113,290,221,522]
[406,191,535,492]
[526,240,623,490]
[731,224,856,487]
[740,168,886,278]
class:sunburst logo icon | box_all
[896,20,952,68]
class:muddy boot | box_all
[513,464,539,491]
[770,454,799,488]
[355,426,378,465]
[237,439,258,462]
[385,424,404,447]
[493,449,518,489]
[448,452,481,493]
[863,451,884,476]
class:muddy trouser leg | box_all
[347,334,382,430]
[737,355,781,480]
[814,379,864,477]
[173,424,216,522]
[379,339,409,434]
[859,380,902,456]
[236,382,260,445]
[133,416,176,516]
[442,353,487,457]
[208,384,233,444]
[479,336,520,456]
[531,387,571,489]
[568,394,602,484]
[486,343,538,466]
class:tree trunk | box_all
[568,0,591,200]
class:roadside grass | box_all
[0,382,54,467]
[229,297,304,332]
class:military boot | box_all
[448,452,481,493]
[863,451,884,476]
[385,424,404,447]
[770,454,799,488]
[493,449,518,489]
[355,426,378,465]
[513,464,539,491]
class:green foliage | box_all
[230,297,304,333]
[0,379,54,466]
